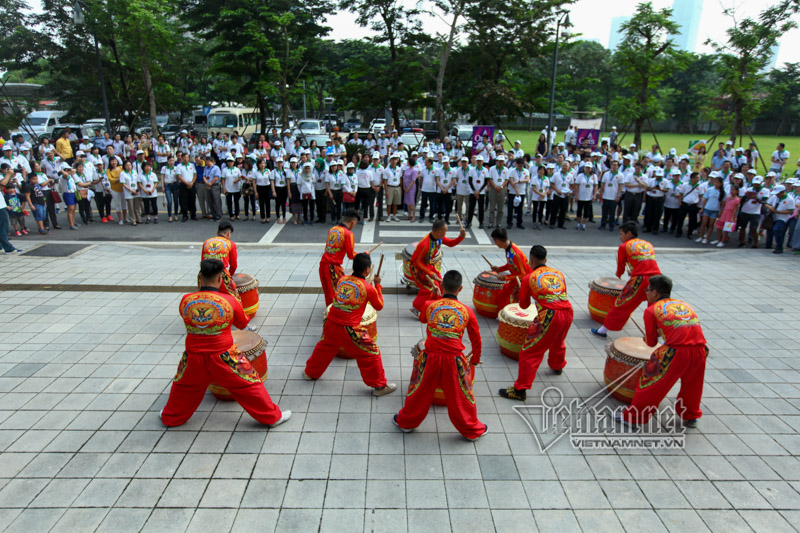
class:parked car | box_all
[369,118,387,134]
[451,124,473,143]
[23,110,68,137]
[399,131,425,150]
[322,114,340,132]
[343,117,362,132]
[293,119,325,136]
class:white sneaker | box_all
[716,242,724,247]
[269,410,292,428]
[118,221,124,226]
[701,238,708,244]
[695,236,703,243]
[710,240,719,245]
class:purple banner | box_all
[472,126,494,151]
[577,129,600,148]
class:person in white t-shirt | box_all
[221,156,242,220]
[138,161,159,224]
[573,162,597,230]
[487,155,508,229]
[598,160,622,231]
[529,164,549,229]
[548,162,572,229]
[765,184,794,253]
[119,160,141,225]
[419,155,439,223]
[506,158,529,229]
[675,171,705,239]
[467,155,488,229]
[770,143,790,175]
[436,157,456,224]
[643,167,667,234]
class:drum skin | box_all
[234,273,260,318]
[472,272,507,318]
[208,329,268,401]
[587,277,625,323]
[603,337,658,403]
[324,304,378,359]
[496,304,536,360]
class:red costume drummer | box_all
[201,221,239,297]
[499,245,573,401]
[394,270,488,441]
[616,275,707,428]
[161,259,291,428]
[305,253,397,396]
[410,219,466,316]
[591,221,661,339]
[319,209,358,306]
[489,228,533,311]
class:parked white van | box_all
[22,110,68,137]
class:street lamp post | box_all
[546,12,570,154]
[73,0,111,134]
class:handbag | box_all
[51,190,62,203]
[723,221,736,232]
[761,212,774,231]
[343,191,356,203]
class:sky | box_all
[325,0,800,67]
[24,0,800,67]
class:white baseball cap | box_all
[460,157,468,162]
[497,155,506,161]
[772,185,786,194]
[372,152,380,159]
[346,162,355,168]
[442,157,450,163]
[181,129,188,134]
[390,153,400,159]
[476,155,484,162]
[747,168,756,174]
[136,150,144,155]
[514,140,521,145]
[654,168,665,176]
[752,175,764,184]
[225,156,235,161]
[75,150,85,156]
[670,168,681,175]
[766,171,776,177]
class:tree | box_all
[662,53,720,134]
[343,0,422,129]
[611,2,685,149]
[706,0,799,142]
[0,0,44,134]
[760,63,800,136]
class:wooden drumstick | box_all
[366,242,383,254]
[630,316,646,337]
[481,254,493,269]
[456,213,464,231]
[376,253,385,278]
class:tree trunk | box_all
[280,87,290,131]
[139,38,158,137]
[634,118,643,150]
[108,37,135,128]
[435,6,461,140]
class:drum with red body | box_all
[472,272,507,318]
[603,337,660,403]
[234,273,260,318]
[208,329,268,401]
[587,277,625,323]
[323,303,378,359]
[496,304,536,360]
[411,340,476,406]
[400,242,443,290]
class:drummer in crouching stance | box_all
[201,221,239,297]
[499,245,573,401]
[304,253,397,396]
[591,221,661,339]
[410,219,466,317]
[319,209,359,307]
[394,270,488,441]
[616,275,708,428]
[161,259,291,427]
[488,228,533,311]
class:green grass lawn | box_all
[502,129,800,176]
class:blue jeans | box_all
[165,182,179,217]
[772,219,788,252]
[0,209,15,252]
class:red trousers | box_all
[604,275,649,331]
[623,345,708,424]
[395,349,486,440]
[162,350,282,426]
[305,320,387,388]
[495,280,520,311]
[514,307,573,390]
[319,263,344,307]
[412,279,441,313]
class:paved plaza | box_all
[0,242,799,532]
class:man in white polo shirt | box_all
[675,171,704,239]
[419,155,439,223]
[467,155,488,229]
[766,184,794,253]
[382,153,403,221]
[487,154,508,229]
[176,152,198,221]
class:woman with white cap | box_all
[222,156,242,220]
[342,161,358,215]
[288,157,302,224]
[270,157,290,224]
[297,161,317,225]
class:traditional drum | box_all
[400,242,444,289]
[234,273,260,318]
[411,340,476,406]
[496,304,537,360]
[587,277,625,323]
[603,337,660,403]
[324,303,378,359]
[472,272,507,318]
[208,329,268,401]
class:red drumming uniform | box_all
[396,295,486,440]
[494,242,533,310]
[201,236,239,296]
[514,266,574,390]
[411,232,465,312]
[319,224,356,306]
[623,298,708,424]
[603,238,661,331]
[305,275,388,387]
[161,287,283,427]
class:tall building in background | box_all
[671,0,703,52]
[609,16,630,51]
[765,42,781,70]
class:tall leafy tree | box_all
[611,2,685,149]
[662,53,719,134]
[0,0,44,134]
[706,0,799,142]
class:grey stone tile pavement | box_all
[1,244,800,532]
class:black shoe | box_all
[499,386,527,401]
[517,225,525,229]
[478,223,484,229]
[191,216,198,221]
[552,369,563,375]
[506,224,512,229]
[684,419,698,428]
[773,249,783,254]
[675,233,682,238]
[599,225,606,230]
[182,217,188,222]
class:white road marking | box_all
[360,218,375,244]
[258,222,288,244]
[472,228,491,245]
[378,230,437,239]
